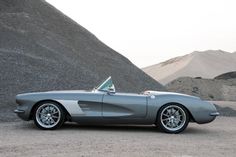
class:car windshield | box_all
[96,76,115,92]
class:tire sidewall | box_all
[33,101,65,130]
[157,103,190,134]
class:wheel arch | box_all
[29,99,72,121]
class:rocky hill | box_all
[166,77,236,101]
[143,50,236,84]
[215,71,236,80]
[0,0,164,121]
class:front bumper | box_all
[14,105,31,121]
[14,109,25,114]
[210,112,220,116]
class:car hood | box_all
[16,90,93,97]
[44,90,91,94]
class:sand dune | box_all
[143,50,236,84]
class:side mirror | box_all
[107,85,116,95]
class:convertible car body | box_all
[15,76,219,133]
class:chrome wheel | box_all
[160,105,187,132]
[35,103,61,129]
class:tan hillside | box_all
[143,50,236,84]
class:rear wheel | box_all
[157,103,189,133]
[33,101,65,130]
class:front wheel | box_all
[157,103,189,133]
[33,101,65,130]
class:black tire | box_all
[157,103,189,134]
[33,101,65,130]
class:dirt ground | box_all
[0,101,236,157]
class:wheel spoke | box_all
[173,109,178,115]
[41,118,47,123]
[171,122,175,128]
[162,113,170,117]
[162,118,169,121]
[52,111,59,115]
[51,108,56,113]
[167,109,171,114]
[39,112,46,115]
[166,121,171,127]
[175,118,181,124]
[45,119,49,124]
[51,118,55,124]
[49,106,52,112]
[175,110,180,116]
[176,115,181,119]
[42,108,47,113]
[171,108,175,114]
[45,106,49,112]
[52,115,59,119]
[173,121,178,128]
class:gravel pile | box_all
[0,0,164,121]
[215,71,236,79]
[166,77,236,101]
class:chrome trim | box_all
[210,112,220,116]
[14,109,25,113]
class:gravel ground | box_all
[0,101,236,157]
[0,117,236,157]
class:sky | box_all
[46,0,236,68]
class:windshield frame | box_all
[95,76,115,92]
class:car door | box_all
[102,92,147,118]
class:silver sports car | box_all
[14,76,219,133]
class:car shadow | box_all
[60,122,160,133]
[60,123,212,134]
[17,121,213,134]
